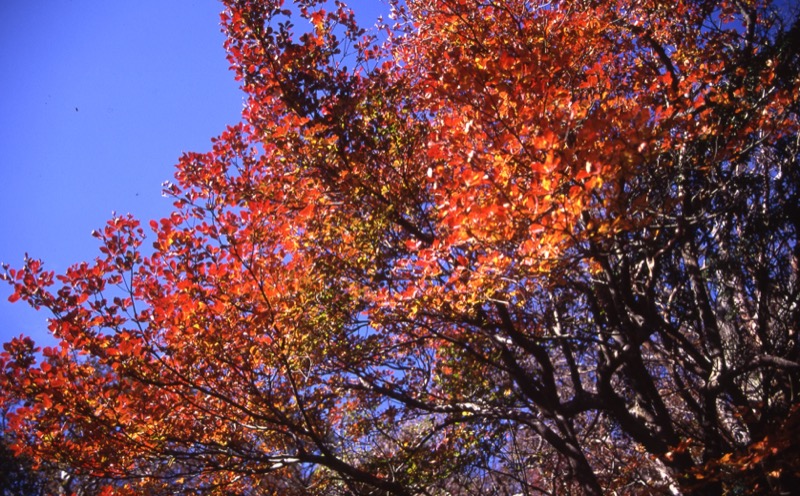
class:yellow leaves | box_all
[310,10,326,30]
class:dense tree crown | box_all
[2,0,799,494]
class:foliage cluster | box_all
[2,0,799,494]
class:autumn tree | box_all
[2,0,799,494]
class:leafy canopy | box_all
[2,0,799,494]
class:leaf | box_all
[2,1,797,495]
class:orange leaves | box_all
[309,9,326,30]
[1,1,797,494]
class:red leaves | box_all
[309,9,326,30]
[1,0,798,494]
[2,335,39,368]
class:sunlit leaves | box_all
[2,0,799,494]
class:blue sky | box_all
[0,1,388,346]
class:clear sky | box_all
[0,1,388,347]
